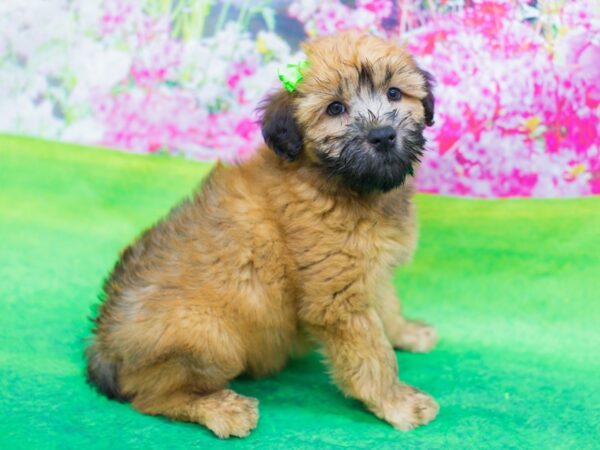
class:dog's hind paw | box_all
[201,390,259,439]
[392,320,437,353]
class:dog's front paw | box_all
[374,384,439,431]
[393,320,437,353]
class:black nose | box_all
[367,126,396,151]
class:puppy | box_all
[86,32,438,438]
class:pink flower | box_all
[235,118,259,140]
[227,62,257,104]
[89,0,599,197]
[356,0,392,20]
[562,30,600,101]
[313,3,353,35]
[408,2,599,197]
[100,0,135,36]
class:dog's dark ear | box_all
[259,90,303,160]
[418,69,435,127]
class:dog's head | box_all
[260,32,435,194]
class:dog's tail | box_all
[85,341,130,402]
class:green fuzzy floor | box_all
[1,134,599,449]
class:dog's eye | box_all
[387,87,402,101]
[326,101,346,116]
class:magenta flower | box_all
[408,1,599,197]
[5,0,595,198]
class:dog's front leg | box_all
[376,282,437,353]
[306,309,438,431]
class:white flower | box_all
[256,31,291,58]
[69,41,131,92]
[62,118,105,143]
[74,1,105,31]
[240,62,280,102]
[0,95,62,137]
[288,0,321,23]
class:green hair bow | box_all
[278,60,310,92]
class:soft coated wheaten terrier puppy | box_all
[86,32,438,438]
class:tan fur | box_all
[87,32,438,438]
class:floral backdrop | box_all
[1,0,598,197]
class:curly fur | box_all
[86,32,438,438]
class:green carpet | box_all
[1,134,599,449]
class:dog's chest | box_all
[287,191,417,276]
[377,193,418,265]
[351,205,416,270]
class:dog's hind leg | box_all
[132,388,259,438]
[121,353,259,438]
[376,282,437,353]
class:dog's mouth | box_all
[317,122,425,194]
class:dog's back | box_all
[86,157,300,408]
